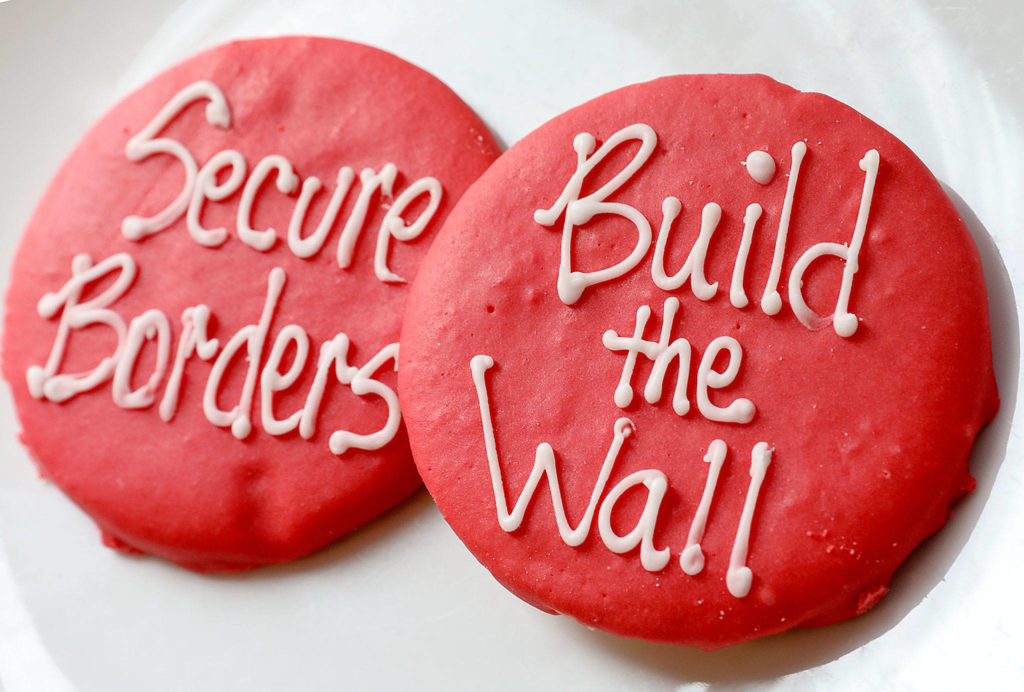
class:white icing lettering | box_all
[299,334,359,440]
[237,155,300,251]
[727,442,772,598]
[287,167,356,258]
[696,336,755,424]
[533,124,656,304]
[789,150,880,337]
[597,469,671,572]
[471,354,634,546]
[187,149,247,247]
[375,176,443,283]
[744,150,776,185]
[730,203,762,309]
[761,141,807,315]
[604,304,655,408]
[26,253,136,402]
[533,126,884,334]
[328,343,401,454]
[651,198,719,300]
[158,305,219,422]
[203,268,286,439]
[336,164,397,270]
[603,299,754,422]
[28,253,400,455]
[122,83,440,284]
[642,297,692,416]
[679,439,727,575]
[111,309,171,409]
[259,324,310,436]
[121,81,231,240]
[471,354,770,587]
[603,300,691,415]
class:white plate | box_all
[2,1,1023,690]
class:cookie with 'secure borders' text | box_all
[2,37,500,571]
[398,74,998,649]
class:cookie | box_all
[398,74,998,649]
[2,36,500,571]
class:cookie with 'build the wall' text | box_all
[2,37,500,571]
[398,74,998,649]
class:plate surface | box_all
[1,0,1022,690]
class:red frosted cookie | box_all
[399,75,998,649]
[2,37,500,571]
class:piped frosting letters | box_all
[159,306,219,422]
[237,156,300,252]
[760,141,807,316]
[727,443,772,598]
[487,120,883,596]
[121,81,231,241]
[696,336,755,424]
[597,469,672,571]
[119,81,443,282]
[789,150,880,337]
[471,353,770,591]
[375,177,443,283]
[680,440,727,575]
[335,164,397,270]
[533,124,657,305]
[203,268,287,439]
[288,167,356,258]
[471,354,634,545]
[536,125,879,337]
[329,343,401,454]
[603,298,755,422]
[20,77,450,454]
[188,149,247,247]
[112,309,172,409]
[25,257,401,456]
[260,324,311,436]
[730,203,763,309]
[26,253,136,403]
[651,199,720,300]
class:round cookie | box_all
[398,74,998,649]
[2,37,500,571]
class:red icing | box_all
[856,584,889,616]
[399,75,998,648]
[2,37,500,571]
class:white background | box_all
[1,1,1022,690]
